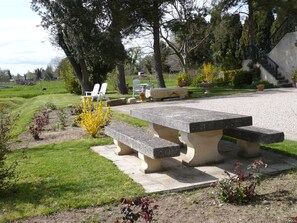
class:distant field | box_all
[0,80,67,98]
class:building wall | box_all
[268,31,297,81]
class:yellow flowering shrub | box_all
[77,97,110,137]
[202,63,216,83]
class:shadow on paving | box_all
[92,141,297,193]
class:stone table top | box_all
[131,106,252,133]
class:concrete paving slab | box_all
[91,140,297,193]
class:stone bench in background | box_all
[145,87,188,101]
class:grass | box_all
[9,94,82,137]
[0,81,67,98]
[263,140,297,158]
[1,139,145,222]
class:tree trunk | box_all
[117,63,128,94]
[79,59,93,94]
[248,0,256,59]
[57,32,92,94]
[152,0,166,88]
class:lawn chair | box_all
[132,79,142,97]
[97,83,109,101]
[85,83,100,101]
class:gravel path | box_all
[112,88,297,141]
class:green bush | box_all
[233,71,253,88]
[250,80,276,89]
[0,109,17,191]
[106,69,118,91]
[176,73,192,86]
[57,58,81,94]
[192,74,204,87]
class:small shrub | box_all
[176,72,192,86]
[291,216,297,223]
[192,63,218,87]
[192,74,204,87]
[44,102,57,110]
[217,69,239,86]
[216,160,266,204]
[249,80,276,89]
[107,69,118,91]
[0,109,17,190]
[57,109,67,128]
[28,111,49,140]
[202,63,217,83]
[115,197,159,223]
[70,104,83,115]
[233,70,253,88]
[291,70,297,81]
[77,98,110,137]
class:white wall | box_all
[268,31,297,81]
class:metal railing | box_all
[270,17,297,49]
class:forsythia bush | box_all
[202,63,216,83]
[78,97,110,137]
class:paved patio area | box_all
[96,88,297,193]
[92,140,297,193]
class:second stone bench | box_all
[223,126,284,157]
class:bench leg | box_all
[149,123,183,145]
[237,140,260,158]
[180,130,223,166]
[138,153,162,173]
[114,140,134,155]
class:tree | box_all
[0,69,11,82]
[44,65,55,80]
[161,0,210,72]
[210,13,242,69]
[138,0,173,88]
[31,0,114,94]
[34,68,44,80]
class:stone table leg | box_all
[237,140,260,158]
[180,130,223,166]
[149,123,182,145]
[138,153,162,173]
[114,140,134,155]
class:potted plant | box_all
[178,80,186,87]
[257,84,265,91]
[188,91,194,98]
[176,73,191,87]
[139,92,145,102]
[291,70,297,88]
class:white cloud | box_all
[0,1,64,75]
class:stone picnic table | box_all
[131,106,252,166]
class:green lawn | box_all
[0,81,67,98]
[1,139,145,222]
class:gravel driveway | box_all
[111,88,297,141]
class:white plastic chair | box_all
[97,83,109,101]
[85,83,100,101]
[132,79,142,96]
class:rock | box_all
[127,97,137,104]
[106,98,126,106]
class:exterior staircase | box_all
[244,17,297,87]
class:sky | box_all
[0,1,64,75]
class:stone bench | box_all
[145,87,188,101]
[223,126,284,157]
[105,123,180,173]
